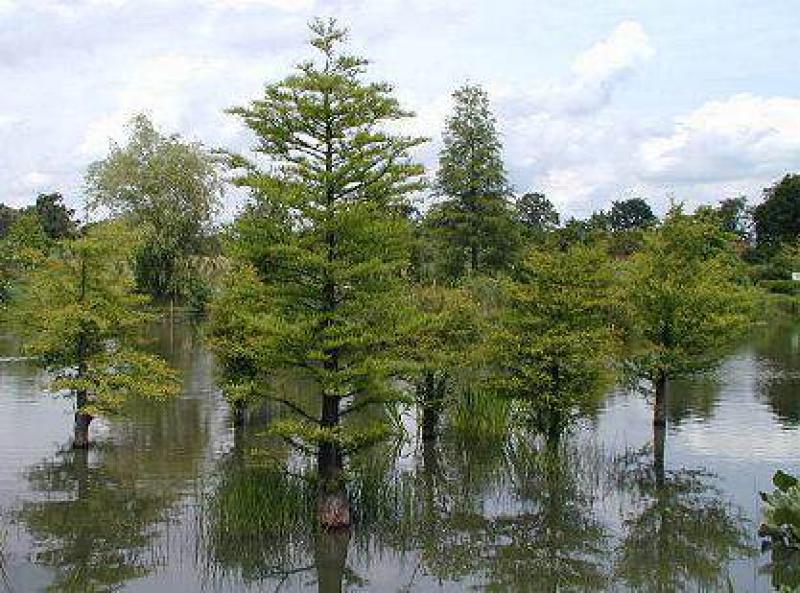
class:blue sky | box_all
[1,0,799,218]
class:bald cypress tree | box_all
[10,221,179,448]
[432,84,519,278]
[212,19,425,528]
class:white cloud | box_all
[80,53,237,158]
[490,21,656,212]
[641,93,800,183]
[572,21,654,85]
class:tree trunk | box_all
[317,394,350,530]
[653,421,666,489]
[420,371,443,442]
[232,399,246,428]
[73,411,92,449]
[315,528,349,593]
[653,372,667,427]
[73,389,92,449]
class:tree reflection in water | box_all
[204,425,611,592]
[760,544,800,592]
[20,446,172,592]
[613,439,754,592]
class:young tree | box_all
[753,174,800,254]
[9,221,178,447]
[433,84,518,277]
[623,207,755,428]
[494,243,618,443]
[211,19,425,528]
[86,114,223,304]
[405,284,483,440]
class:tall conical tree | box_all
[211,18,426,528]
[432,84,519,278]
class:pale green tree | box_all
[86,114,222,305]
[10,221,179,447]
[623,207,756,427]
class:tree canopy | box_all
[754,174,800,253]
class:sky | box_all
[1,0,799,219]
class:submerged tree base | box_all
[72,413,92,449]
[317,490,351,530]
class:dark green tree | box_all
[608,197,657,232]
[33,193,77,239]
[211,18,425,528]
[86,114,222,304]
[405,284,483,440]
[753,174,800,254]
[717,196,751,239]
[0,203,19,239]
[516,191,559,238]
[433,84,518,277]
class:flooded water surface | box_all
[0,321,798,592]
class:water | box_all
[0,321,798,592]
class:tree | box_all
[717,196,751,240]
[34,192,77,239]
[9,220,178,447]
[210,18,425,528]
[623,207,755,428]
[405,284,483,440]
[608,197,657,232]
[86,114,223,304]
[494,243,618,442]
[0,203,19,239]
[0,210,49,305]
[516,192,559,237]
[433,84,518,277]
[753,174,800,254]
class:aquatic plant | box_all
[760,470,800,549]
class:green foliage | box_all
[516,192,559,233]
[761,470,800,548]
[0,210,49,305]
[9,220,179,417]
[0,203,17,239]
[86,114,222,303]
[623,206,756,384]
[432,84,519,277]
[493,243,619,437]
[608,197,657,232]
[34,193,77,239]
[211,19,425,463]
[754,174,800,254]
